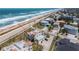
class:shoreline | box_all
[0,12,51,35]
[0,9,61,35]
[0,9,62,45]
[0,11,52,45]
[0,9,62,29]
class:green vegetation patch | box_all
[32,43,43,51]
[33,23,44,29]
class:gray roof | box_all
[56,39,79,51]
[64,25,78,30]
[64,25,78,35]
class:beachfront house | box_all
[27,34,34,42]
[27,30,39,42]
[54,14,61,20]
[40,18,55,26]
[45,18,55,24]
[40,20,50,26]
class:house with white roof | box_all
[34,32,46,43]
[65,34,78,43]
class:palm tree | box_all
[48,24,53,31]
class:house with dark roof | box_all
[55,38,79,51]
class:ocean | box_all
[0,8,58,28]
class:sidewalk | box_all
[40,35,54,51]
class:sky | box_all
[0,0,78,8]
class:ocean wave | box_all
[0,14,35,23]
[0,9,61,28]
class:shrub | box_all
[32,43,43,51]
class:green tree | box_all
[62,29,68,34]
[48,24,53,31]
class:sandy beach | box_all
[0,8,62,47]
[0,11,53,45]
